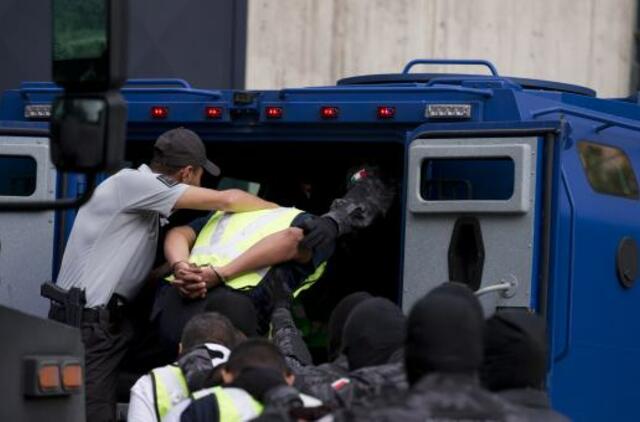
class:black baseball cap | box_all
[153,127,221,176]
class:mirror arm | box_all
[0,172,97,212]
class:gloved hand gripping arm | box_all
[297,168,396,254]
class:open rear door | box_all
[402,128,546,315]
[0,133,56,317]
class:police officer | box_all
[340,283,520,421]
[128,312,237,422]
[163,339,322,422]
[270,290,372,397]
[482,310,570,421]
[271,291,407,409]
[49,127,277,422]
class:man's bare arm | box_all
[166,224,311,294]
[215,228,312,282]
[174,187,277,212]
[164,226,197,268]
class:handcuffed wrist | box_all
[171,260,189,272]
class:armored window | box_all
[0,155,37,196]
[578,141,639,199]
[420,157,515,201]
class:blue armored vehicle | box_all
[1,59,639,420]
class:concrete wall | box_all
[246,0,637,97]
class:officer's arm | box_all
[174,187,277,212]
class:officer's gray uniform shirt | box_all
[57,164,188,307]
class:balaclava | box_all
[405,282,484,385]
[342,297,406,370]
[327,291,373,362]
[481,309,548,391]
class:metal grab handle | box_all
[124,79,192,89]
[475,279,517,298]
[402,59,499,76]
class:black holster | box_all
[41,282,87,327]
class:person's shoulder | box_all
[130,372,153,394]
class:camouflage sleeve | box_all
[324,175,396,236]
[271,307,313,371]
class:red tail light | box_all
[377,106,396,119]
[265,106,283,119]
[150,106,169,119]
[205,106,223,119]
[320,106,339,120]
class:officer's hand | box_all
[296,216,339,253]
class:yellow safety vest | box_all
[191,386,263,422]
[151,364,190,421]
[179,208,325,296]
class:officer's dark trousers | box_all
[51,306,134,422]
[82,311,134,422]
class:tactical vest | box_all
[151,364,189,421]
[187,208,325,296]
[191,386,263,421]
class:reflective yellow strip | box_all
[214,387,263,422]
[152,365,189,420]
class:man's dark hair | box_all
[224,338,290,376]
[180,312,237,353]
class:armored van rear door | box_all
[402,129,550,315]
[0,133,56,317]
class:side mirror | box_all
[50,92,126,172]
[52,0,127,91]
[0,0,128,211]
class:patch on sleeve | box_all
[157,174,179,187]
[331,377,351,391]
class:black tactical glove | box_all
[297,215,339,254]
[264,266,294,311]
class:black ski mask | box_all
[342,297,406,370]
[481,309,548,391]
[327,291,373,362]
[405,282,484,385]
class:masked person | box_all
[271,286,407,409]
[342,283,520,422]
[271,282,373,393]
[128,312,238,422]
[482,310,570,422]
[328,297,408,408]
[47,127,278,422]
[163,339,322,422]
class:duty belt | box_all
[41,282,122,327]
[49,302,103,325]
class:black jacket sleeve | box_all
[324,174,396,236]
[271,307,313,371]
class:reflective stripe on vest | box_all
[186,208,326,294]
[192,386,263,422]
[151,365,189,421]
